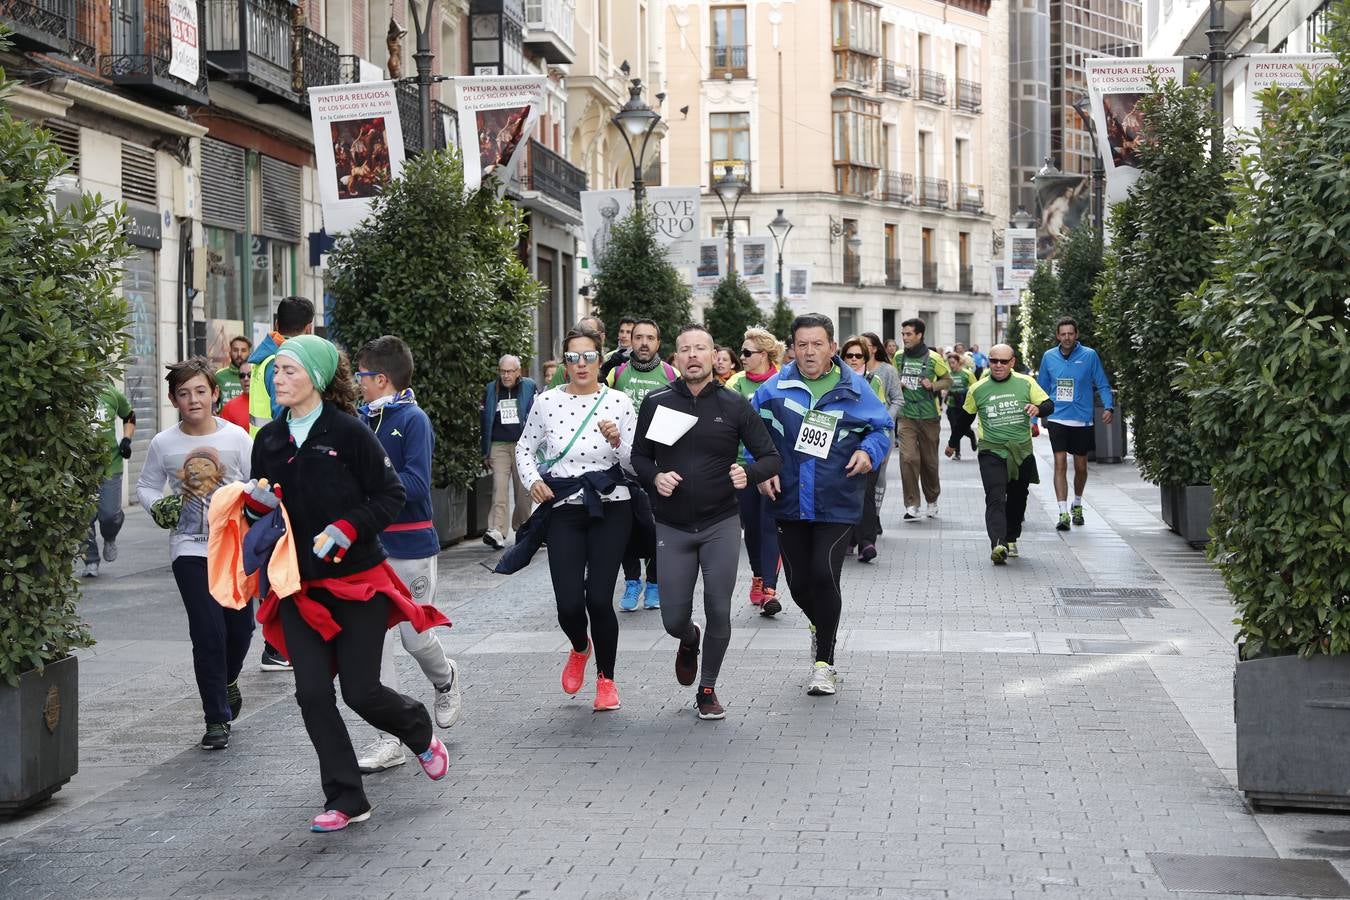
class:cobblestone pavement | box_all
[1,433,1343,899]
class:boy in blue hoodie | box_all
[353,336,462,774]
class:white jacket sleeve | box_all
[514,394,548,489]
[135,434,168,511]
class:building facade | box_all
[663,0,1008,350]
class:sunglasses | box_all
[739,348,762,357]
[843,352,866,360]
[988,357,1013,365]
[563,350,601,365]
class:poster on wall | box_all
[696,238,724,292]
[785,264,812,303]
[1244,54,1337,127]
[736,236,773,301]
[992,263,1019,305]
[454,75,547,192]
[1005,227,1038,287]
[1084,57,1184,203]
[167,0,199,85]
[308,81,406,233]
[580,187,701,274]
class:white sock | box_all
[1073,496,1083,507]
[1059,501,1069,514]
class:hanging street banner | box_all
[1005,227,1038,288]
[695,238,724,292]
[1244,54,1337,127]
[580,187,701,274]
[1084,57,1184,204]
[168,0,200,85]
[785,264,812,304]
[993,263,1019,305]
[736,236,773,304]
[308,81,406,233]
[455,75,547,192]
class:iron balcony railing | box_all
[337,52,361,84]
[959,265,974,293]
[880,60,910,96]
[102,0,210,105]
[922,262,938,290]
[957,184,984,213]
[880,171,914,204]
[710,43,748,77]
[392,82,459,153]
[0,0,71,53]
[523,139,587,212]
[299,26,340,98]
[919,176,949,209]
[956,78,982,112]
[918,68,946,104]
[204,0,293,100]
[843,254,862,286]
[69,0,96,65]
[885,258,902,288]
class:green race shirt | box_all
[963,372,1049,457]
[96,386,133,478]
[802,364,841,404]
[609,359,675,409]
[216,366,242,403]
[947,368,976,405]
[898,350,950,420]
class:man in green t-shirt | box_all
[963,344,1054,564]
[896,318,953,521]
[83,384,136,577]
[215,335,252,405]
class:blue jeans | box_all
[85,474,125,563]
[736,486,779,589]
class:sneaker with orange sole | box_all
[562,640,591,695]
[593,676,621,711]
[760,587,782,617]
[749,576,765,606]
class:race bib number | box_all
[1055,378,1075,403]
[794,409,840,460]
[900,374,921,390]
[497,399,519,424]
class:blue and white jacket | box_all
[359,389,440,560]
[1035,342,1114,426]
[751,359,894,525]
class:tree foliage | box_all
[769,296,795,343]
[1018,261,1061,369]
[1055,223,1103,348]
[593,208,692,355]
[328,148,539,489]
[0,49,131,684]
[703,273,761,350]
[1180,12,1350,659]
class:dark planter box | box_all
[1160,484,1179,531]
[1176,484,1213,546]
[467,473,493,538]
[0,655,79,816]
[1237,653,1350,811]
[431,485,468,546]
[1088,402,1125,464]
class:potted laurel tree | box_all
[592,206,693,355]
[1093,73,1228,542]
[1180,17,1350,810]
[328,145,538,544]
[0,48,132,814]
[704,272,762,351]
[1017,261,1060,370]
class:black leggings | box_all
[546,501,632,679]
[852,469,881,547]
[776,520,851,666]
[977,451,1037,548]
[947,404,978,452]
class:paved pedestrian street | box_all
[2,438,1346,899]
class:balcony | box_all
[959,265,974,293]
[524,0,575,65]
[710,158,751,188]
[521,139,587,213]
[922,262,938,291]
[879,171,914,204]
[918,176,949,209]
[205,0,295,103]
[0,0,71,53]
[102,0,210,106]
[918,68,946,104]
[956,184,984,213]
[68,0,96,66]
[393,81,458,153]
[298,26,341,100]
[843,254,861,286]
[709,43,748,79]
[885,258,902,288]
[833,49,875,87]
[880,60,910,97]
[956,78,982,112]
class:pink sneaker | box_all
[562,640,591,695]
[310,808,371,832]
[417,735,449,780]
[749,576,764,606]
[593,676,621,711]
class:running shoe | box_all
[433,659,462,728]
[311,808,371,833]
[619,580,641,612]
[858,544,877,563]
[227,679,242,721]
[953,452,962,461]
[593,676,621,711]
[1056,512,1071,532]
[1072,505,1085,526]
[642,583,661,610]
[357,737,406,773]
[482,528,505,550]
[260,647,292,672]
[760,587,782,617]
[675,624,701,686]
[102,540,118,563]
[991,543,1008,565]
[806,662,837,696]
[1007,541,1019,559]
[696,686,726,720]
[749,576,765,606]
[417,735,450,780]
[561,640,591,695]
[80,561,99,578]
[926,502,939,518]
[201,722,229,750]
[903,507,920,521]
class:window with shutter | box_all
[259,156,303,242]
[202,139,247,231]
[46,120,81,173]
[122,143,158,206]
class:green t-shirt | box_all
[897,349,950,420]
[802,364,841,403]
[609,359,675,408]
[216,366,242,403]
[96,386,133,478]
[947,367,976,405]
[862,370,886,402]
[963,372,1049,457]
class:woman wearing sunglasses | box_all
[841,338,885,562]
[724,327,785,613]
[515,327,638,711]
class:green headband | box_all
[277,335,340,392]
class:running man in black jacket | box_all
[632,324,781,720]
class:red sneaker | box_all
[749,576,765,606]
[593,676,621,711]
[562,640,591,696]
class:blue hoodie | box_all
[246,332,284,419]
[1035,342,1114,426]
[751,359,893,525]
[359,389,440,559]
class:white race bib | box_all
[497,399,519,424]
[795,409,840,460]
[1055,378,1075,403]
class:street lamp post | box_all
[713,164,747,275]
[407,0,438,153]
[1071,99,1106,238]
[1207,0,1226,163]
[611,71,662,205]
[767,208,793,304]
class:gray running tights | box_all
[656,516,741,689]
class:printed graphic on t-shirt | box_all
[161,446,245,543]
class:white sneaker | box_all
[806,662,837,696]
[81,561,99,578]
[433,659,462,729]
[357,737,405,773]
[482,529,505,550]
[903,506,921,521]
[926,502,939,518]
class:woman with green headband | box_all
[242,334,452,833]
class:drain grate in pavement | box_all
[1055,587,1172,608]
[1053,606,1153,620]
[1148,853,1350,897]
[1067,639,1179,655]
